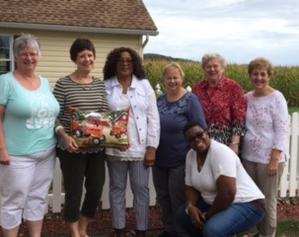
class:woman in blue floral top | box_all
[153,62,207,237]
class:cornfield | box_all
[144,58,299,106]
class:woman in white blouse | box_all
[103,47,160,237]
[242,58,289,237]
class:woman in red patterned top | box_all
[192,53,246,154]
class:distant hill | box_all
[144,53,196,63]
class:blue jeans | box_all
[177,200,265,237]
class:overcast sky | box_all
[143,0,299,66]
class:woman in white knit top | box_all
[242,57,289,237]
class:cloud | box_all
[143,0,299,65]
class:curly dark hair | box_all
[70,38,96,62]
[103,47,145,80]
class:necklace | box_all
[23,77,36,84]
[118,77,132,94]
[14,71,39,89]
[196,154,207,172]
[70,74,93,91]
[166,88,187,102]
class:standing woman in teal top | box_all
[0,34,60,237]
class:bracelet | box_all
[185,207,190,215]
[185,203,194,215]
[231,141,239,145]
[55,125,64,134]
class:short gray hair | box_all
[201,53,226,69]
[13,33,41,57]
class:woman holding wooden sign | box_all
[53,38,108,237]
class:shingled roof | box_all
[0,0,158,35]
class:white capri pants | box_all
[0,147,56,229]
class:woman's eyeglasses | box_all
[118,59,132,65]
[187,130,206,143]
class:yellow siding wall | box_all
[0,28,144,87]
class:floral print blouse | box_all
[192,76,247,145]
[242,90,289,164]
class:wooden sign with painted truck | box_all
[70,109,129,148]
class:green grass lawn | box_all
[53,221,299,237]
[147,223,299,236]
[144,221,299,237]
[276,220,299,237]
[94,222,299,237]
[289,107,299,114]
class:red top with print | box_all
[192,76,247,145]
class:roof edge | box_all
[0,22,159,36]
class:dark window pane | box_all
[0,36,10,60]
[0,60,10,75]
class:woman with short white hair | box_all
[192,53,247,154]
[0,34,59,237]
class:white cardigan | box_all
[105,75,160,158]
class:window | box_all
[0,35,14,75]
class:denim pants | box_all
[177,200,265,237]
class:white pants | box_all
[0,148,56,229]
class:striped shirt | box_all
[53,75,108,152]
